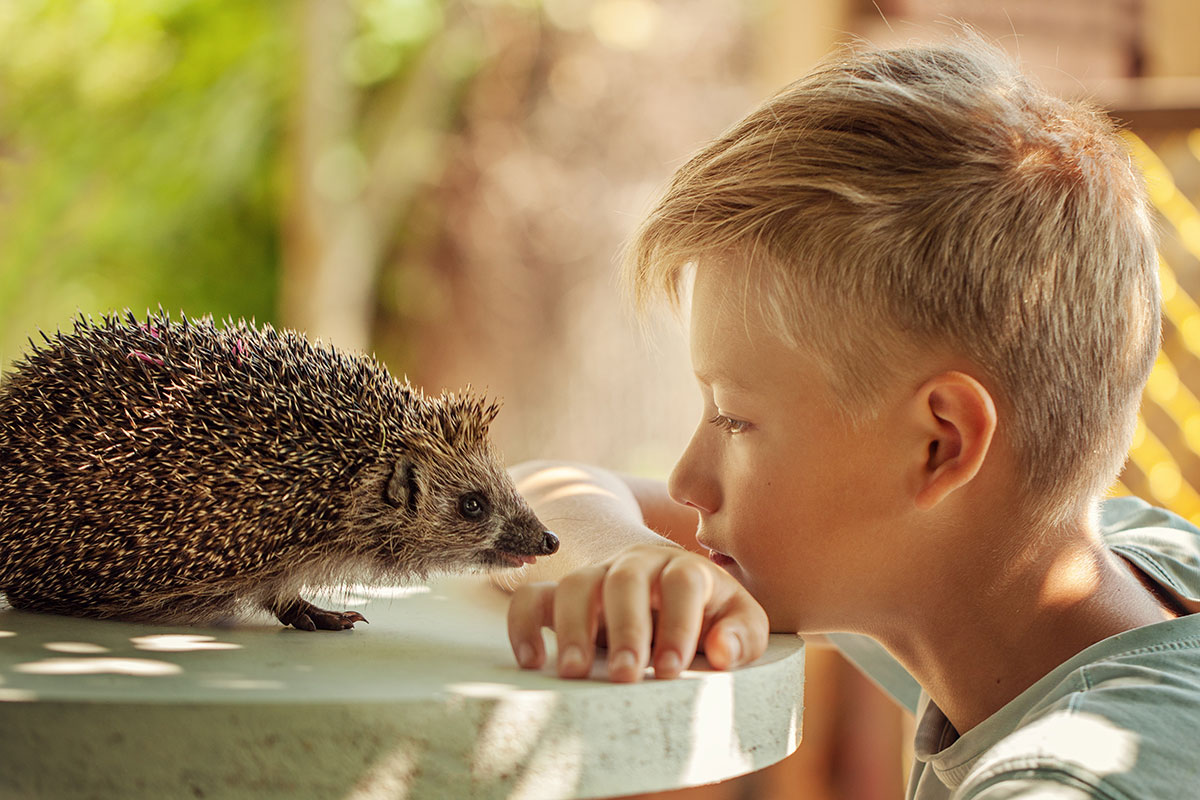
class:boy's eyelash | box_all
[708,413,750,434]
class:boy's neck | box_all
[871,509,1178,735]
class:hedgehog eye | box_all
[458,492,489,521]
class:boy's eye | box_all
[708,413,751,434]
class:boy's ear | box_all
[911,371,997,510]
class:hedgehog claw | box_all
[306,608,362,630]
[271,598,366,631]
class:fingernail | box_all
[609,648,639,679]
[723,632,742,666]
[560,644,586,676]
[655,649,682,678]
[517,642,535,669]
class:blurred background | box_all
[2,1,1199,798]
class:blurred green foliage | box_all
[0,0,463,369]
[0,0,289,365]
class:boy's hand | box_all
[507,543,769,682]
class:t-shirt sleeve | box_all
[962,775,1108,799]
[1098,495,1199,535]
[824,632,922,714]
[1099,495,1200,607]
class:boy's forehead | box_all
[689,260,790,344]
[688,264,807,389]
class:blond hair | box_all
[624,37,1160,521]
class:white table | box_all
[0,575,805,799]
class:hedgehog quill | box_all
[0,310,558,630]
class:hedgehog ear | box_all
[384,457,420,513]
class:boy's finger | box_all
[552,565,608,678]
[650,556,713,679]
[702,590,771,670]
[600,549,673,682]
[507,582,557,669]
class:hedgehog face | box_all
[369,442,558,574]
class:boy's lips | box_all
[707,550,738,569]
[697,533,737,569]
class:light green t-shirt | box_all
[829,496,1200,799]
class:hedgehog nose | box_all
[541,530,559,555]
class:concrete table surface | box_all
[0,575,805,800]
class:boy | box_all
[503,38,1200,799]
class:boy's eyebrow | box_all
[694,369,755,394]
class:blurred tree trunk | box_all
[282,0,370,350]
[282,0,471,353]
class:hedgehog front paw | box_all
[270,597,368,631]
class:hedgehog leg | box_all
[268,597,367,631]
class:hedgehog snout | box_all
[493,516,558,557]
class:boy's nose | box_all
[668,433,719,514]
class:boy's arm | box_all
[501,461,674,584]
[503,460,769,682]
[616,473,704,553]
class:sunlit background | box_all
[2,1,1199,799]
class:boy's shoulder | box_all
[954,611,1200,799]
[839,496,1200,798]
[915,497,1200,799]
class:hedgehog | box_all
[0,310,558,631]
